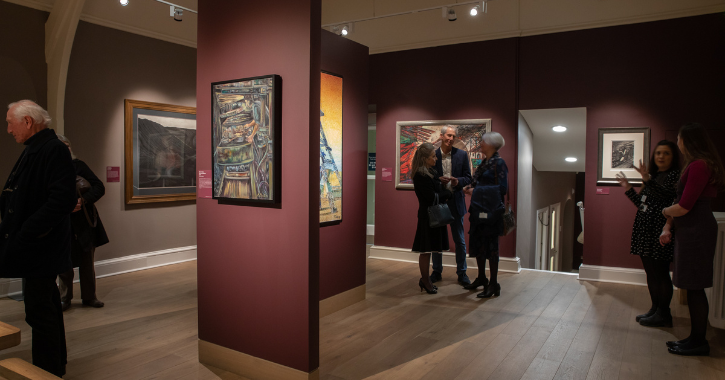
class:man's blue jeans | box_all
[432,215,467,275]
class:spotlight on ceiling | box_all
[341,25,348,36]
[447,8,457,21]
[552,126,567,132]
[120,0,128,5]
[171,6,183,22]
[470,5,479,16]
[565,157,578,162]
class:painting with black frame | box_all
[597,127,650,185]
[211,74,282,206]
[320,71,343,226]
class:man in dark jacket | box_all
[1,100,76,377]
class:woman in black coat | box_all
[57,135,109,311]
[412,142,451,294]
[616,140,680,327]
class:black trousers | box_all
[58,245,97,302]
[24,276,67,377]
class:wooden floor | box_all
[1,259,724,380]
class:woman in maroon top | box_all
[661,123,725,356]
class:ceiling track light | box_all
[120,0,129,6]
[447,7,457,22]
[171,6,183,21]
[322,1,489,29]
[332,23,353,37]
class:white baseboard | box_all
[368,245,521,274]
[578,264,648,286]
[0,245,197,298]
[366,224,374,236]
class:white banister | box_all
[707,212,725,329]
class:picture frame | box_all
[597,127,650,184]
[395,119,492,190]
[320,71,343,226]
[124,99,197,204]
[211,74,282,206]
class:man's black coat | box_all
[0,128,76,278]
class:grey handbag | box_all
[428,193,455,228]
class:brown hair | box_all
[411,142,436,179]
[679,123,725,189]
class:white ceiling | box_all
[6,0,724,52]
[520,108,587,173]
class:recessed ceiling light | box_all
[120,0,128,5]
[553,126,567,132]
[565,157,577,162]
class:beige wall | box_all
[516,113,534,268]
[62,21,197,262]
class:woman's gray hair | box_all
[8,100,52,127]
[411,142,436,178]
[482,131,505,150]
[56,134,77,159]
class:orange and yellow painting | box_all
[320,72,343,224]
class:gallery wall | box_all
[0,2,48,190]
[369,38,520,259]
[0,2,198,263]
[196,0,321,373]
[519,13,725,269]
[320,30,369,300]
[516,114,534,269]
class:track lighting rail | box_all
[321,0,490,28]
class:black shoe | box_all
[463,277,489,290]
[430,271,442,283]
[639,308,672,327]
[82,299,105,308]
[419,278,437,294]
[668,341,709,356]
[666,338,690,348]
[477,282,500,298]
[635,308,656,322]
[457,273,471,285]
[61,301,71,312]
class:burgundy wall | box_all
[196,0,320,373]
[320,31,369,300]
[370,39,519,259]
[519,14,725,269]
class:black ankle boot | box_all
[639,307,672,327]
[635,308,656,322]
[477,282,500,298]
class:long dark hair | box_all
[411,142,436,178]
[648,140,680,176]
[679,123,725,189]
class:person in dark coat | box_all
[616,140,680,327]
[431,126,473,285]
[661,123,725,357]
[1,100,76,377]
[412,142,451,294]
[463,132,507,298]
[56,135,109,311]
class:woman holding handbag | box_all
[463,132,507,298]
[660,123,725,356]
[412,142,452,294]
[57,135,109,311]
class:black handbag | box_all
[428,193,455,228]
[75,175,97,228]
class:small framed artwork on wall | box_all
[124,99,197,204]
[597,127,650,184]
[395,119,491,190]
[320,71,343,225]
[211,74,282,206]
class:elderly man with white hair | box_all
[1,100,76,377]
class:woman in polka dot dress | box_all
[616,140,680,327]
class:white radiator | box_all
[707,212,725,329]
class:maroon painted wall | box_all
[196,0,321,373]
[370,38,519,259]
[320,30,369,300]
[519,14,725,269]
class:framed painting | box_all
[211,74,282,205]
[395,119,492,190]
[597,127,650,184]
[124,99,197,204]
[320,71,343,225]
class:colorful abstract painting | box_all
[395,120,491,189]
[320,72,343,224]
[212,75,281,204]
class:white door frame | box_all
[535,207,550,270]
[549,202,562,272]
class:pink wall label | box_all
[198,170,212,198]
[596,188,610,195]
[381,168,392,182]
[106,166,120,182]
